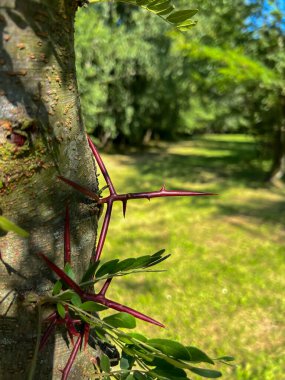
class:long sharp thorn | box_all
[65,313,80,337]
[93,201,113,262]
[87,135,116,195]
[58,176,99,202]
[61,335,82,380]
[66,322,80,338]
[127,189,217,199]
[38,253,84,297]
[99,189,217,204]
[64,205,71,265]
[122,200,127,218]
[99,278,112,296]
[44,311,57,322]
[39,315,57,351]
[83,324,90,351]
[67,330,75,347]
[84,294,164,328]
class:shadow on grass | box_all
[219,198,285,226]
[112,136,266,188]
[106,136,285,226]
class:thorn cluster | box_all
[59,135,216,262]
[40,135,215,379]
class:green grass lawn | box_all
[96,135,285,380]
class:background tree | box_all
[75,3,192,146]
[169,0,285,183]
[76,0,285,184]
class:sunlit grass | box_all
[97,135,285,379]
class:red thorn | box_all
[44,311,57,322]
[61,335,82,380]
[37,253,84,297]
[122,200,127,218]
[99,278,112,296]
[83,324,90,351]
[84,293,164,328]
[39,315,57,351]
[67,330,75,346]
[58,176,100,202]
[65,312,81,337]
[87,135,117,195]
[64,205,71,265]
[160,184,166,191]
[93,201,113,263]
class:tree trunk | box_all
[0,1,99,378]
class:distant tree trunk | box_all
[0,1,99,378]
[268,96,285,185]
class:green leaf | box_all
[166,9,198,24]
[131,347,154,362]
[71,293,82,307]
[189,367,222,378]
[80,301,108,312]
[57,290,75,301]
[64,263,76,280]
[133,372,148,380]
[147,0,171,13]
[129,333,148,342]
[177,20,197,31]
[146,254,170,268]
[120,357,132,370]
[152,249,166,258]
[115,258,137,272]
[187,346,214,364]
[129,255,153,269]
[147,339,190,361]
[136,0,149,5]
[52,280,62,296]
[57,303,66,319]
[157,5,174,16]
[103,312,136,329]
[81,261,100,284]
[151,367,188,379]
[0,216,29,237]
[117,334,134,345]
[96,259,120,278]
[126,375,135,380]
[100,353,111,372]
[94,326,106,339]
[150,358,189,379]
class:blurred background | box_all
[75,1,285,379]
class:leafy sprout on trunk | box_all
[32,139,232,379]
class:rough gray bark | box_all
[0,0,99,378]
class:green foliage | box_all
[75,3,191,145]
[171,0,285,175]
[76,0,285,178]
[41,246,231,379]
[89,0,198,31]
[93,249,169,280]
[103,312,137,328]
